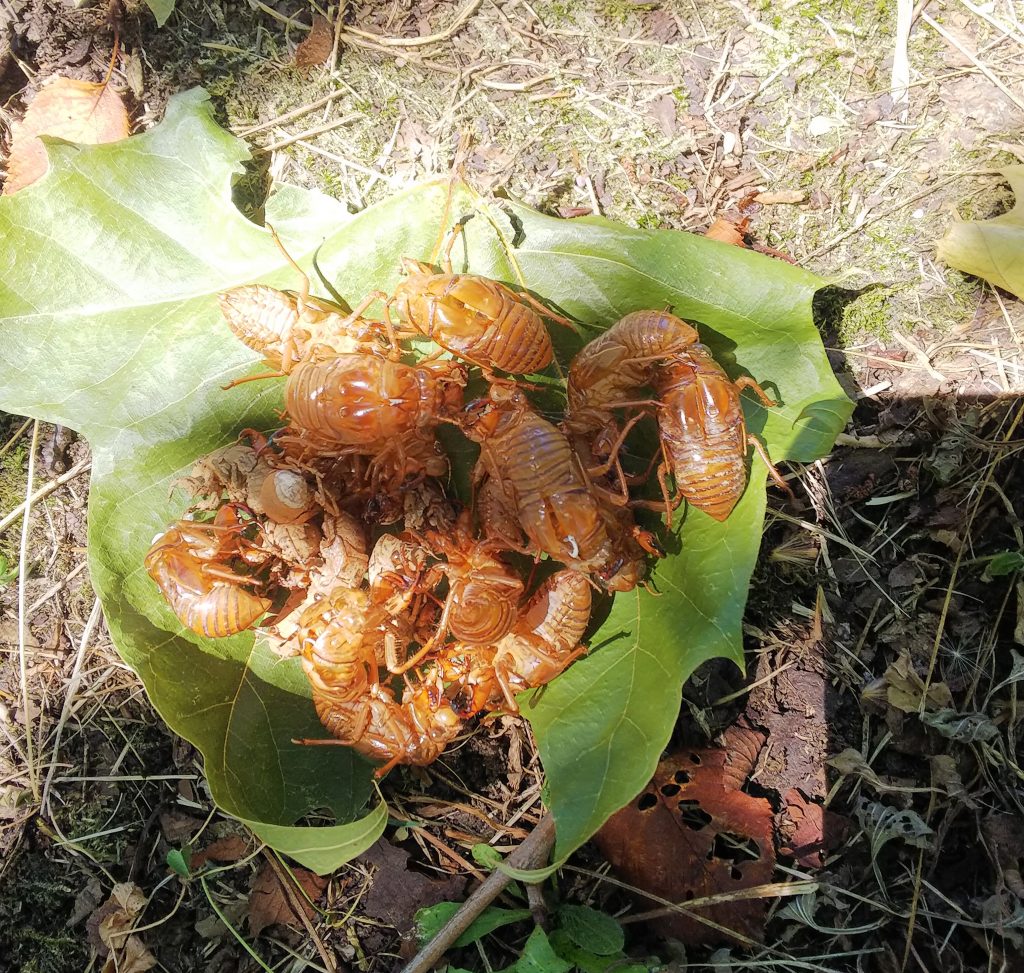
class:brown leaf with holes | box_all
[4,75,130,194]
[704,215,749,247]
[294,15,333,68]
[594,725,774,945]
[247,862,327,937]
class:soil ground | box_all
[2,0,1024,971]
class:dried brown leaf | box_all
[87,883,152,968]
[100,935,157,973]
[594,726,774,945]
[191,834,252,869]
[704,215,749,247]
[778,788,850,869]
[4,75,130,194]
[884,651,952,713]
[357,838,467,934]
[247,862,327,937]
[294,15,333,68]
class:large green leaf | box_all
[0,89,384,872]
[937,165,1024,300]
[0,88,850,869]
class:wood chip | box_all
[754,190,807,205]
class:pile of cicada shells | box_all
[145,231,784,775]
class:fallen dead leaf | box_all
[294,15,333,68]
[938,165,1024,300]
[247,861,328,937]
[357,838,467,935]
[86,882,157,973]
[159,809,202,844]
[649,94,677,138]
[705,215,749,247]
[190,833,253,870]
[778,788,850,869]
[884,651,952,713]
[101,935,157,973]
[595,725,775,945]
[70,876,105,926]
[4,75,130,194]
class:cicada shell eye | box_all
[259,469,314,524]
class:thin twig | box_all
[264,851,336,972]
[41,598,102,816]
[955,0,1024,49]
[363,115,402,196]
[235,90,350,136]
[258,113,363,153]
[407,823,488,881]
[921,12,1024,114]
[0,457,91,536]
[401,814,556,973]
[18,420,40,801]
[28,561,89,615]
[891,0,913,118]
[803,172,977,261]
[0,418,32,462]
[329,1,347,75]
[292,138,406,187]
[343,0,482,48]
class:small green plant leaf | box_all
[498,926,573,973]
[0,88,849,868]
[555,903,625,956]
[415,902,532,949]
[471,843,505,869]
[166,847,191,879]
[548,930,649,973]
[0,554,18,587]
[984,550,1024,579]
[938,166,1024,299]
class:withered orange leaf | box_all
[594,725,775,946]
[4,75,130,195]
[294,15,333,68]
[704,215,750,247]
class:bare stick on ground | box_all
[401,813,556,973]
